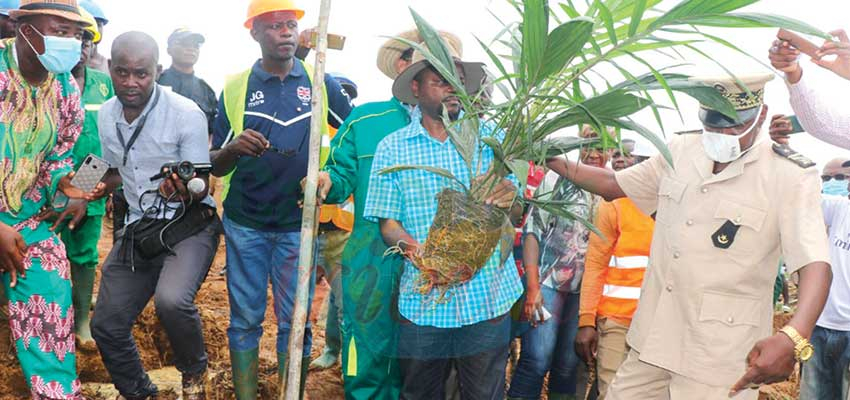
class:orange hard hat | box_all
[245,0,305,29]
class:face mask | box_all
[822,179,850,198]
[21,25,81,75]
[702,105,763,163]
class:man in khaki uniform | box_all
[549,73,832,400]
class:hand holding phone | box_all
[53,154,109,208]
[788,115,805,133]
[71,154,110,194]
[534,305,552,323]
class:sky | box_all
[97,0,850,168]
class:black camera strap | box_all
[117,87,162,166]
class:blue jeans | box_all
[508,288,581,399]
[223,215,315,355]
[800,325,850,400]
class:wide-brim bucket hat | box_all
[10,0,90,25]
[377,28,462,80]
[391,46,485,105]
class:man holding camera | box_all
[89,32,220,400]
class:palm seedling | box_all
[382,0,828,299]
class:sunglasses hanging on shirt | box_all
[261,111,307,159]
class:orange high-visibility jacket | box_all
[579,197,654,328]
[319,126,354,232]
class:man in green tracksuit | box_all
[61,10,113,349]
[317,28,464,400]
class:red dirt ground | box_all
[0,216,799,400]
[0,219,343,400]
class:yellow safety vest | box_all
[220,60,330,201]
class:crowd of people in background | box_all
[3,0,850,399]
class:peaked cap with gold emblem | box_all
[689,73,774,129]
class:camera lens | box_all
[177,161,195,181]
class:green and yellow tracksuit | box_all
[323,97,412,400]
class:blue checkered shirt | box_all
[363,112,523,328]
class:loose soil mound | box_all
[0,216,798,400]
[0,220,343,400]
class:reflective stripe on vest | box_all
[602,284,642,300]
[609,255,650,269]
[597,198,654,321]
[220,60,330,202]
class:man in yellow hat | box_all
[52,5,112,351]
[547,74,832,400]
[209,1,352,398]
[315,27,462,399]
[79,0,106,72]
[0,0,96,398]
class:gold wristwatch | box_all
[779,325,814,362]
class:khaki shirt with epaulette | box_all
[614,134,830,387]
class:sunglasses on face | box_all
[822,174,848,182]
[173,41,202,49]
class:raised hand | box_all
[813,29,850,81]
[768,39,802,83]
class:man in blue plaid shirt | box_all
[363,48,523,399]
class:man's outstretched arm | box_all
[547,157,627,201]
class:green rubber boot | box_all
[300,356,309,399]
[0,284,8,321]
[230,348,259,400]
[71,263,97,348]
[277,353,309,400]
[547,393,577,400]
[309,346,338,370]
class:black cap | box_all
[168,28,205,47]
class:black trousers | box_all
[91,218,220,397]
[398,315,512,400]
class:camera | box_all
[150,161,212,182]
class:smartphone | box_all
[777,29,820,59]
[535,305,553,323]
[788,115,805,134]
[71,154,110,193]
